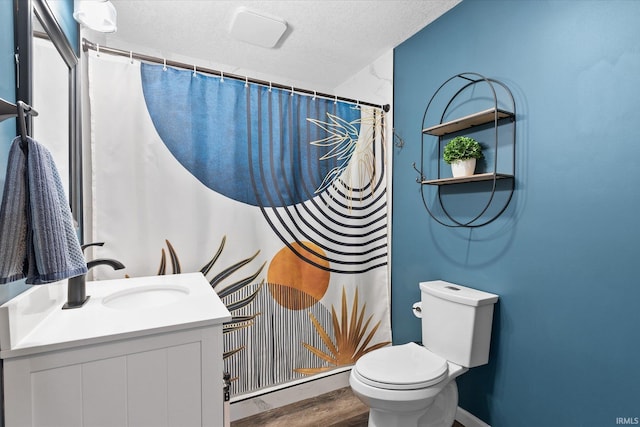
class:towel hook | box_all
[393,128,405,149]
[411,162,425,183]
[17,101,28,145]
[16,101,38,153]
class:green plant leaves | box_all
[443,136,483,164]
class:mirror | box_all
[15,0,82,239]
[32,31,70,197]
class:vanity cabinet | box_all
[3,327,223,427]
[417,72,516,227]
[0,273,230,427]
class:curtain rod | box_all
[82,39,390,113]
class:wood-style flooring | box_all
[231,387,465,427]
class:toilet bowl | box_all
[349,280,499,427]
[349,342,466,427]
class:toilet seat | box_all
[354,342,449,390]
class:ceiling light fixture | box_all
[229,7,287,49]
[73,0,117,33]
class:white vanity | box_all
[0,273,231,427]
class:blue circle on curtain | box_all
[140,63,360,207]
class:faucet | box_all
[62,242,125,309]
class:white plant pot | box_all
[450,158,476,177]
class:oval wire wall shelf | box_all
[418,72,516,227]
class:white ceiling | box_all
[96,1,460,92]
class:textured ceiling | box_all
[98,1,460,91]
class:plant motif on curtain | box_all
[309,112,381,203]
[152,238,264,364]
[294,287,391,375]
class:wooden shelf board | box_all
[422,108,514,136]
[421,173,513,186]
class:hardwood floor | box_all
[231,387,465,427]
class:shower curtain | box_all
[87,51,391,397]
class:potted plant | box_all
[443,136,483,177]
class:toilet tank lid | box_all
[420,281,499,306]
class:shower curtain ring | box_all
[163,58,167,71]
[220,71,224,82]
[129,51,133,64]
[334,95,338,105]
[313,91,317,100]
[193,64,197,77]
[268,82,272,92]
[245,76,249,88]
[96,43,100,57]
[291,86,294,97]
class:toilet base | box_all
[364,381,458,427]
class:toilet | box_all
[350,280,499,427]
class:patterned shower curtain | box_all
[87,51,391,397]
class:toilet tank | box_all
[420,280,499,368]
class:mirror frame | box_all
[14,0,83,241]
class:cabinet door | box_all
[127,343,202,426]
[31,364,83,427]
[82,356,128,427]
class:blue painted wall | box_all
[393,1,640,426]
[47,0,79,56]
[1,0,15,185]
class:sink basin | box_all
[102,285,190,310]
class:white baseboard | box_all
[456,406,491,427]
[229,368,351,422]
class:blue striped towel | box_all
[0,136,87,284]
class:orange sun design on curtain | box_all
[267,242,330,310]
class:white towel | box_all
[0,136,87,284]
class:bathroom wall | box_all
[0,2,14,423]
[44,0,78,55]
[0,2,14,195]
[392,1,640,426]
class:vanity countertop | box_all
[0,272,231,359]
